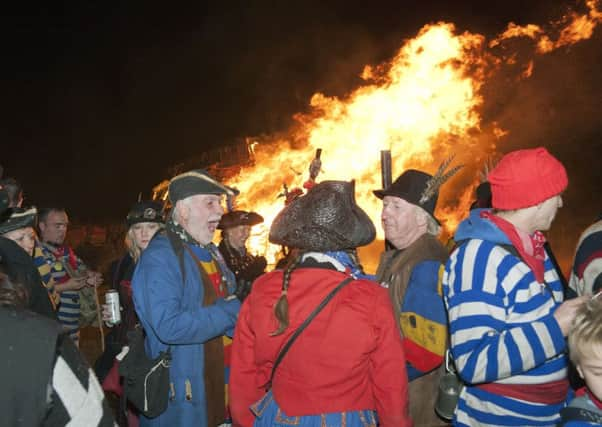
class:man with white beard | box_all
[133,169,241,427]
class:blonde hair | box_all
[126,223,164,263]
[568,297,602,366]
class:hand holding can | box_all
[104,290,122,325]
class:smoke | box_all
[474,16,602,272]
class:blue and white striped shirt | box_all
[443,210,569,426]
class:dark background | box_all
[0,0,599,232]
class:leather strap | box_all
[265,276,353,391]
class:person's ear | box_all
[175,200,189,223]
[415,207,428,227]
[576,363,585,380]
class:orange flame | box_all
[490,0,602,53]
[227,23,488,267]
[155,2,602,271]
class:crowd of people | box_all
[0,145,601,427]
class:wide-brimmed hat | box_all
[218,210,263,230]
[269,180,376,251]
[168,169,239,204]
[126,201,165,227]
[0,207,37,235]
[373,169,440,222]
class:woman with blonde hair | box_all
[96,200,165,426]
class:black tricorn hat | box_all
[0,207,37,235]
[168,169,239,204]
[269,180,376,251]
[126,201,165,227]
[373,169,439,222]
[218,210,263,230]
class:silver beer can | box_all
[105,290,122,324]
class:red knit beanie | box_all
[488,147,568,210]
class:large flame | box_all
[156,1,601,271]
[225,1,601,270]
[226,23,487,267]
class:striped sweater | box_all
[32,241,59,309]
[443,209,568,427]
[36,242,87,347]
[569,219,602,296]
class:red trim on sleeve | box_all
[402,337,443,373]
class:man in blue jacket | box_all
[133,169,241,427]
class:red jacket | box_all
[229,268,412,427]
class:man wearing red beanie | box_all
[443,147,589,426]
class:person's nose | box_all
[381,206,390,221]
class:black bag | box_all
[118,327,171,418]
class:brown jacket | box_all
[376,233,449,426]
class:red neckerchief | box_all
[576,386,602,410]
[50,245,79,273]
[481,211,547,283]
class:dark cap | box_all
[218,210,263,230]
[0,207,37,234]
[126,201,165,227]
[168,169,238,204]
[373,169,439,223]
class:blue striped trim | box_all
[444,237,569,423]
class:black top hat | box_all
[269,180,376,252]
[373,169,439,222]
[126,201,165,227]
[168,169,239,204]
[218,210,263,230]
[0,207,37,235]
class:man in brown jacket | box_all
[374,168,456,426]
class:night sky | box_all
[1,0,600,232]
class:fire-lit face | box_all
[177,194,224,245]
[576,343,602,403]
[381,196,427,249]
[130,222,161,251]
[39,210,69,245]
[225,225,251,252]
[3,226,36,256]
[534,194,563,231]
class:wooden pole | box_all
[93,286,105,353]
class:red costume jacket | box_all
[229,268,412,427]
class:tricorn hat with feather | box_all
[373,156,462,224]
[269,180,376,252]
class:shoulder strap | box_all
[265,276,353,391]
